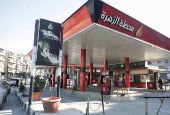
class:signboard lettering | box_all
[100,11,134,32]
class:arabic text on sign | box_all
[100,11,134,32]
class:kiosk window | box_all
[133,75,141,83]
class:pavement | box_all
[17,85,170,115]
[0,88,26,115]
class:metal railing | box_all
[140,96,170,115]
[0,52,5,56]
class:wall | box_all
[130,69,148,88]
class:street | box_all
[0,88,26,115]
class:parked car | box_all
[8,78,22,88]
[0,80,11,94]
[0,82,7,109]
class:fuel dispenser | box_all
[147,73,155,89]
[147,72,159,89]
[100,70,114,95]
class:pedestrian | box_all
[48,77,51,87]
[50,76,52,87]
[16,79,19,88]
[108,80,111,95]
[122,74,125,88]
[158,77,163,89]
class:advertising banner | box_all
[36,19,61,66]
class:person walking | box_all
[158,77,163,89]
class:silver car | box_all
[0,82,7,109]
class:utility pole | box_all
[6,51,9,80]
[28,20,39,107]
[57,27,63,97]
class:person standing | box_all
[48,76,51,87]
[158,77,163,89]
[16,79,19,88]
[50,76,52,87]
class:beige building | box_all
[0,48,32,79]
[0,48,6,77]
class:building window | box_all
[133,75,141,83]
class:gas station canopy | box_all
[61,0,170,67]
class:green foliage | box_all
[19,81,26,92]
[33,75,46,92]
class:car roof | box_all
[10,78,22,79]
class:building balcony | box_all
[0,51,5,56]
[8,59,16,63]
[0,67,4,72]
[8,64,15,68]
[0,62,5,67]
[9,53,16,58]
[0,57,5,61]
[8,68,14,73]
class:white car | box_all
[0,82,7,109]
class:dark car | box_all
[0,80,11,94]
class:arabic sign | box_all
[100,11,134,32]
[36,19,61,66]
[98,3,170,52]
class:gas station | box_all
[50,0,170,93]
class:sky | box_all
[0,0,170,54]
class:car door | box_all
[0,87,3,105]
[0,83,7,101]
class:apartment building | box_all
[16,53,31,74]
[0,48,32,79]
[0,48,6,77]
[5,51,17,77]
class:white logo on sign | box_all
[119,83,121,86]
[103,87,106,91]
[149,84,152,87]
[48,23,53,30]
[41,30,60,41]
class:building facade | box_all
[0,48,6,78]
[0,49,32,79]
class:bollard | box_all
[101,89,105,115]
[87,94,90,115]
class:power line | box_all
[0,0,35,39]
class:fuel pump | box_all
[100,70,114,95]
[154,72,159,89]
